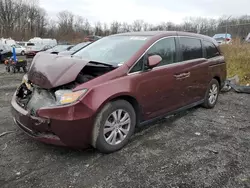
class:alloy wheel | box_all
[208,84,218,105]
[103,109,131,145]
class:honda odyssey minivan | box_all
[11,31,226,153]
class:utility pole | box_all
[225,15,232,41]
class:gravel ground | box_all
[0,62,250,188]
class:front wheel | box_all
[202,79,220,109]
[92,100,136,153]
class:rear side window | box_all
[203,40,220,58]
[179,37,202,61]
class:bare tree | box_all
[57,10,74,40]
[110,21,121,34]
[132,20,144,31]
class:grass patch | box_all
[220,41,250,85]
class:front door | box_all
[129,37,185,120]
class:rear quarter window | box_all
[203,40,220,59]
[179,37,202,61]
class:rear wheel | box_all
[92,100,136,153]
[21,51,25,56]
[202,79,220,109]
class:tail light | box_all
[225,38,230,41]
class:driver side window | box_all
[129,37,177,73]
[147,37,177,67]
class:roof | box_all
[114,31,177,36]
[114,31,214,41]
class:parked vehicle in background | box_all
[0,38,16,46]
[25,45,52,58]
[28,37,57,47]
[17,41,35,48]
[84,35,102,42]
[11,31,226,153]
[244,33,250,43]
[11,44,26,55]
[0,44,13,63]
[213,33,232,45]
[45,45,74,54]
[58,42,91,56]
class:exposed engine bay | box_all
[16,63,115,115]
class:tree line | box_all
[1,0,250,43]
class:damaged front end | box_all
[15,53,116,115]
[15,74,88,116]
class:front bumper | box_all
[11,92,95,149]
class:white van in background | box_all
[28,37,57,47]
[0,38,16,46]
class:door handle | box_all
[174,72,190,79]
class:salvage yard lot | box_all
[0,63,250,188]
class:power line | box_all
[219,22,250,28]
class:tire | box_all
[6,66,10,72]
[11,66,16,73]
[202,79,220,109]
[21,51,25,56]
[23,66,27,73]
[92,100,136,153]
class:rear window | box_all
[203,40,220,59]
[27,43,35,46]
[179,37,202,61]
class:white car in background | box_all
[11,44,26,55]
[213,33,232,45]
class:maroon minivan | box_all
[11,31,226,153]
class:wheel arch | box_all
[95,93,142,127]
[213,76,221,87]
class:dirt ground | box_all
[0,61,250,188]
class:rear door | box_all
[203,40,226,86]
[176,36,209,106]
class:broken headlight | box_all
[22,74,28,83]
[55,89,88,105]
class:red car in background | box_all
[25,45,52,58]
[11,31,226,153]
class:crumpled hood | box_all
[28,53,89,89]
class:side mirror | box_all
[148,55,162,68]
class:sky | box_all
[39,0,249,25]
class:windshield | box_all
[70,42,90,52]
[73,36,149,65]
[13,44,21,48]
[17,42,25,46]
